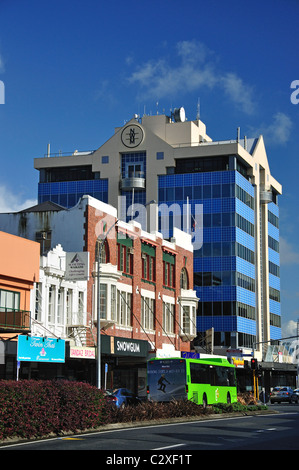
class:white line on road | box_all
[153,443,185,450]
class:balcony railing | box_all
[66,311,86,327]
[0,308,30,331]
[120,171,146,190]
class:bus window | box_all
[227,367,237,387]
[147,359,187,402]
[190,362,210,384]
[215,366,229,386]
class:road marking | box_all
[256,428,277,433]
[60,437,84,440]
[153,443,185,450]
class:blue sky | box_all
[0,0,298,336]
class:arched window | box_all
[96,239,109,264]
[180,268,188,289]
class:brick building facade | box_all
[85,202,197,346]
[0,196,198,392]
[84,200,198,392]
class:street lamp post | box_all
[96,218,118,389]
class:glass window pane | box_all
[193,186,202,199]
[203,186,211,198]
[5,291,14,309]
[212,184,221,198]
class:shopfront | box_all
[101,335,150,396]
[2,334,150,394]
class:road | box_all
[1,404,299,454]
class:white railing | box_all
[66,311,86,327]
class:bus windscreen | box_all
[147,359,186,401]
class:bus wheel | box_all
[202,393,207,409]
[227,393,231,405]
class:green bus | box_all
[147,357,237,407]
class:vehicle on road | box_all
[105,388,141,408]
[147,357,237,407]
[270,386,298,404]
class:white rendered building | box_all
[31,244,88,346]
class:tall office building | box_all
[34,108,282,356]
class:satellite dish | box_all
[173,107,186,123]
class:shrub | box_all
[0,380,60,440]
[0,380,107,441]
[237,392,258,406]
[104,398,213,424]
[213,401,267,414]
[104,395,267,424]
[0,382,268,442]
[54,380,107,432]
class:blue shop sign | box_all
[17,336,65,363]
[181,352,200,359]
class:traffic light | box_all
[251,358,258,370]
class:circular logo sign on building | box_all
[121,124,144,148]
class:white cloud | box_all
[0,185,36,213]
[282,320,298,338]
[280,236,299,265]
[128,40,255,115]
[221,73,255,115]
[267,112,292,143]
[249,112,293,144]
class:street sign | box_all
[227,349,253,357]
[181,352,200,359]
[227,349,243,356]
[65,252,89,281]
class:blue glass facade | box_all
[38,179,108,208]
[268,201,281,340]
[158,168,281,349]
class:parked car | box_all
[270,386,298,404]
[104,390,118,405]
[105,388,141,408]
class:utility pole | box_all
[96,218,119,389]
[251,358,259,400]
